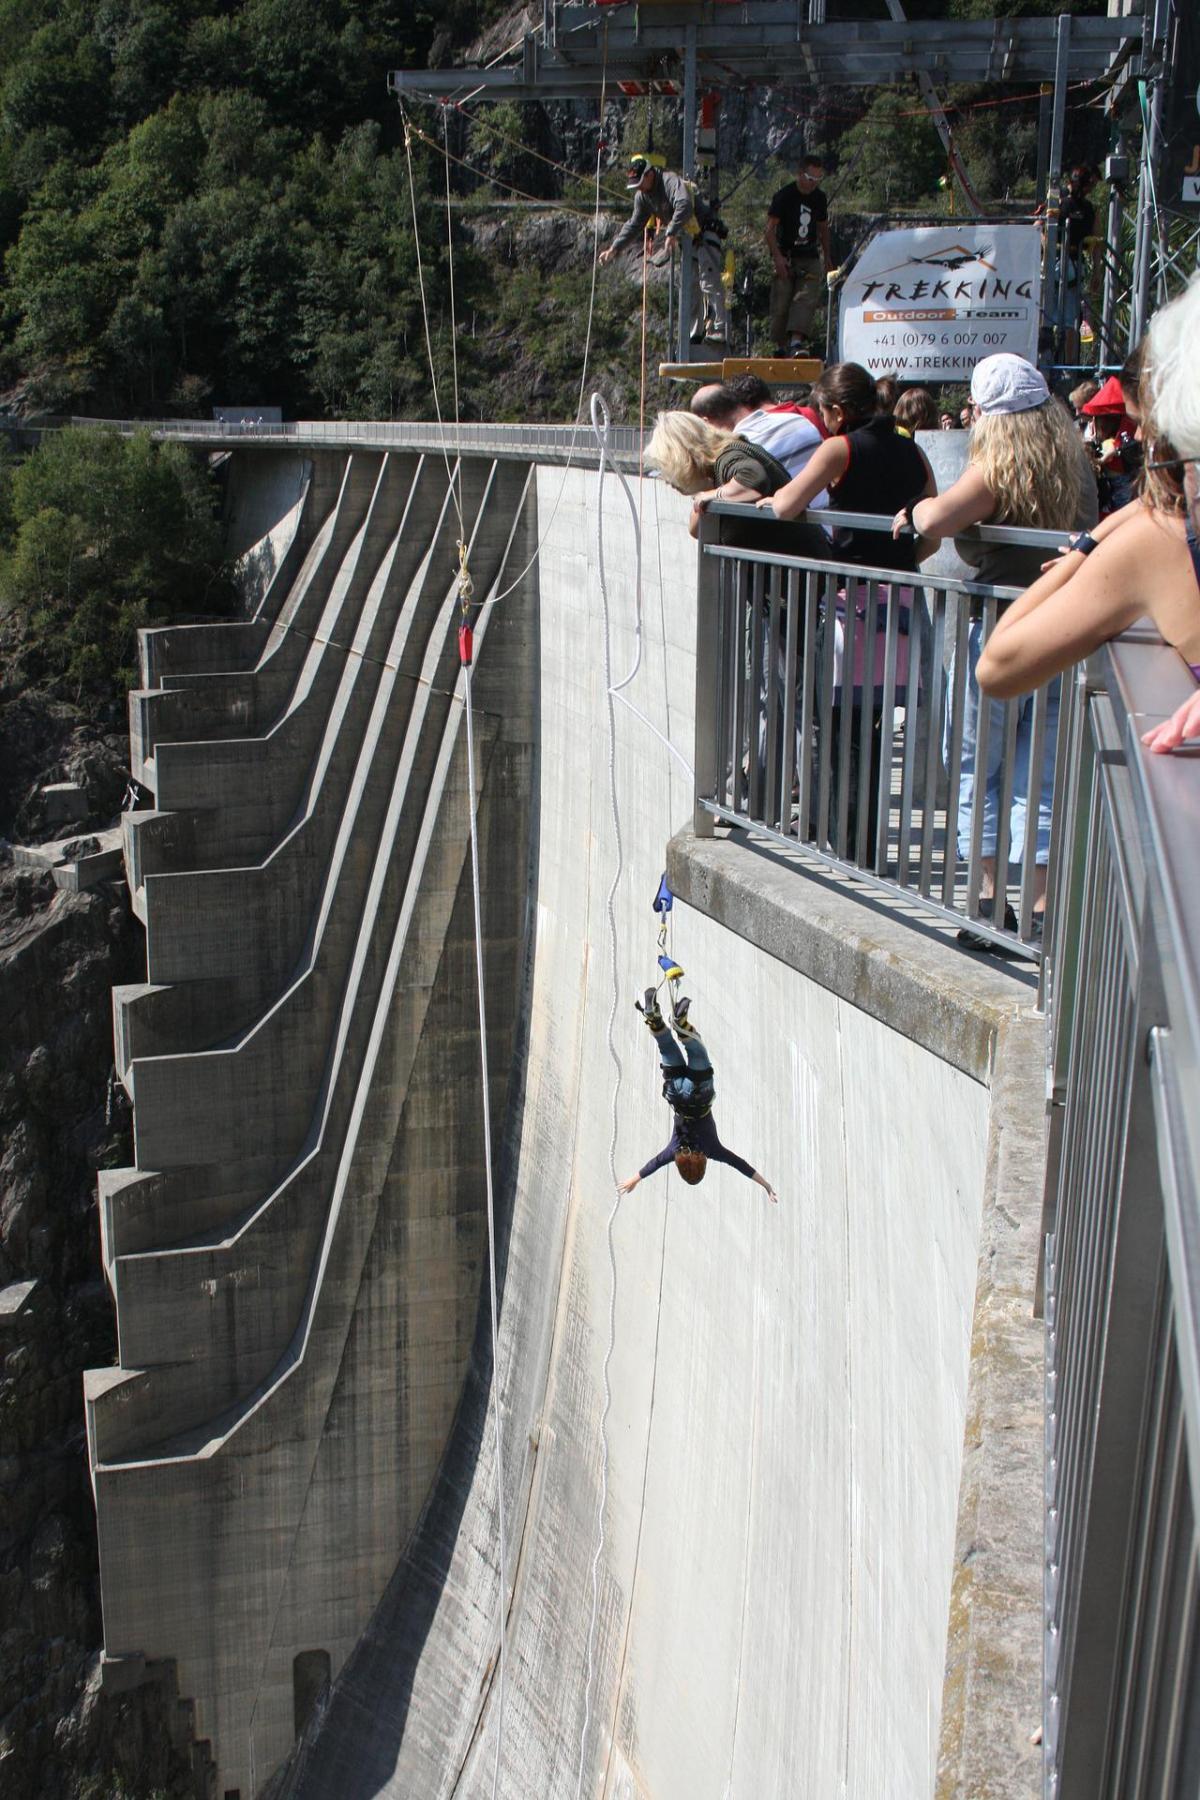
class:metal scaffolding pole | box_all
[677,23,698,363]
[1129,0,1172,347]
[1099,153,1126,362]
[1039,13,1072,360]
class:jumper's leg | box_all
[635,986,665,1031]
[672,995,696,1038]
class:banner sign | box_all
[838,223,1043,381]
[1165,1,1200,207]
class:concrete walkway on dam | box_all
[89,447,1046,1800]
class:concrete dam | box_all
[85,436,1043,1800]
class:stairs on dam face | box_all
[85,448,539,1800]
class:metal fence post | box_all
[693,519,722,837]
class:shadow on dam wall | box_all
[88,447,1044,1800]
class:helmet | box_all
[626,155,652,190]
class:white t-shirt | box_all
[734,407,831,529]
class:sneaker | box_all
[1017,911,1046,961]
[957,896,1018,952]
[635,987,664,1027]
[672,996,696,1037]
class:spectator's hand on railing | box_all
[754,496,777,511]
[1142,689,1200,754]
[891,506,913,539]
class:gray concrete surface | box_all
[88,453,1046,1800]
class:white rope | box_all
[462,653,509,1800]
[572,396,694,1800]
[592,394,695,782]
[573,392,635,1800]
[409,92,507,1800]
[400,106,467,539]
[486,34,610,606]
[443,104,467,540]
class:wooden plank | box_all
[658,356,824,384]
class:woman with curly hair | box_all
[891,353,1098,948]
[978,275,1200,723]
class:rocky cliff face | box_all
[0,701,197,1799]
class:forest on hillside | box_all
[0,0,1109,426]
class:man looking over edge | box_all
[765,154,831,357]
[691,375,831,511]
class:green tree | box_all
[834,89,947,214]
[2,427,233,694]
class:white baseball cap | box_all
[970,354,1049,416]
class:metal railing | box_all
[692,506,1200,1794]
[694,504,1074,955]
[60,414,646,470]
[1040,631,1200,1797]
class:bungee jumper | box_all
[618,879,778,1203]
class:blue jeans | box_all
[948,620,1060,865]
[651,1026,714,1106]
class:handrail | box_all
[1033,631,1200,1796]
[693,514,1064,953]
[706,494,1087,551]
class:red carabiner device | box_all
[458,622,474,667]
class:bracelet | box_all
[1066,530,1099,556]
[903,498,920,533]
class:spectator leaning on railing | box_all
[976,275,1200,756]
[755,362,936,862]
[893,353,1097,948]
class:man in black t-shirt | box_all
[765,154,831,356]
[1058,164,1097,257]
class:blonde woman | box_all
[890,354,1097,947]
[644,410,796,540]
[977,276,1200,736]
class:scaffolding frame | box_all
[388,4,1167,372]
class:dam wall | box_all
[87,447,1038,1800]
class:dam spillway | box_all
[85,439,1042,1799]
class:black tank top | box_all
[829,414,928,573]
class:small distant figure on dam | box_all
[618,991,778,1203]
